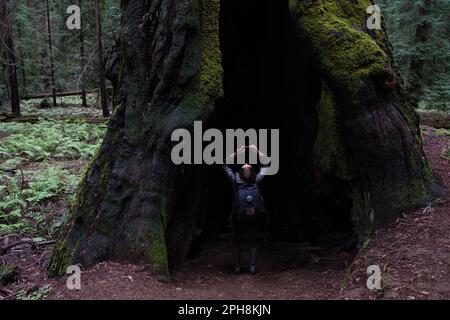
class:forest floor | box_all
[0,116,449,299]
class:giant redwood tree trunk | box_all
[48,0,434,280]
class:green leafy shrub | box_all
[23,166,65,204]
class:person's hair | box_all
[239,166,256,183]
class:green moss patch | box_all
[289,0,387,98]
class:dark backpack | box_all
[236,183,265,221]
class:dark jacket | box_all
[223,159,270,223]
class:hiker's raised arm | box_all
[223,146,245,182]
[248,145,270,163]
[248,145,271,184]
[223,163,236,182]
[228,145,246,159]
[225,145,246,165]
[256,166,270,184]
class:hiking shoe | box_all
[249,265,257,275]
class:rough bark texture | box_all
[49,0,223,280]
[1,0,20,115]
[289,0,434,239]
[48,0,434,279]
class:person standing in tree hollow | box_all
[223,145,270,275]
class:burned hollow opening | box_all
[167,0,357,268]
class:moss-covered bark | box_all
[48,0,223,280]
[291,0,434,239]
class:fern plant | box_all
[0,119,105,163]
[0,164,82,239]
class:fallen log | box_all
[0,115,109,124]
[22,87,113,100]
[0,239,56,255]
[0,112,17,121]
[418,110,450,129]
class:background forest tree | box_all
[1,0,119,101]
[377,0,450,111]
[1,0,448,113]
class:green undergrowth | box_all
[0,119,106,240]
[16,284,53,300]
[0,163,81,239]
[0,119,105,163]
[435,128,450,136]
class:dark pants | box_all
[231,216,262,268]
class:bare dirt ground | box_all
[1,126,449,300]
[342,126,450,300]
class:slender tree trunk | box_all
[408,0,433,105]
[1,0,20,116]
[16,2,27,96]
[79,0,87,108]
[49,0,435,280]
[94,0,109,117]
[45,0,57,107]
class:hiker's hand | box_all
[237,145,246,155]
[249,145,266,157]
[230,145,246,158]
